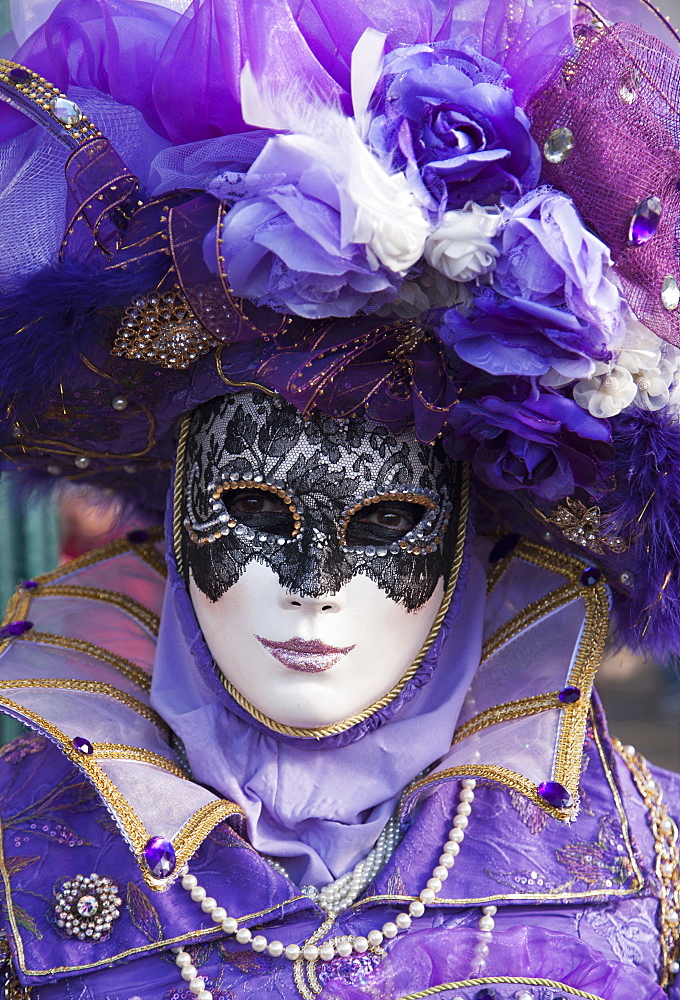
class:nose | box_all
[279,591,341,613]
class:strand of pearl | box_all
[172,779,495,1000]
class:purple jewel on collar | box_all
[475,990,498,1000]
[72,737,94,755]
[580,566,601,587]
[143,836,176,879]
[537,780,573,809]
[0,620,33,638]
[8,67,30,84]
[127,529,149,544]
[21,580,38,590]
[558,685,581,704]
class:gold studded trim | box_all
[615,740,680,989]
[337,493,438,548]
[14,633,151,692]
[215,465,470,738]
[22,584,160,635]
[0,60,101,144]
[451,692,561,745]
[396,978,605,999]
[187,480,303,545]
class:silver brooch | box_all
[53,873,122,941]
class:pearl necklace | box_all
[172,779,497,1000]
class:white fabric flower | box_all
[424,202,501,282]
[344,124,431,274]
[633,361,674,410]
[573,363,637,418]
[375,267,473,318]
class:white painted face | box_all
[190,566,444,728]
[183,392,461,729]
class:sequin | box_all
[543,126,574,164]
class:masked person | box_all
[0,1,680,998]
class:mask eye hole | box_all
[223,488,295,536]
[343,498,435,547]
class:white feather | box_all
[351,28,386,141]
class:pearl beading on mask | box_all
[172,780,490,999]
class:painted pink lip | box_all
[255,636,355,673]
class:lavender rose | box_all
[439,293,611,383]
[494,190,624,340]
[445,384,611,500]
[373,43,539,211]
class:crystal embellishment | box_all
[629,196,662,245]
[53,873,121,941]
[580,566,601,587]
[49,97,83,126]
[143,836,176,879]
[0,620,33,638]
[72,737,94,755]
[537,780,573,809]
[662,276,680,312]
[543,126,574,164]
[112,287,214,369]
[558,686,581,704]
[8,67,30,84]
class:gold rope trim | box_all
[173,413,191,580]
[14,633,151,692]
[171,800,246,877]
[451,692,561,744]
[0,679,164,729]
[219,464,470,738]
[615,740,680,988]
[33,584,160,635]
[396,978,605,999]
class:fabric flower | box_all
[494,189,624,341]
[373,43,539,210]
[219,119,430,319]
[424,202,501,281]
[446,384,611,500]
[573,364,637,419]
[375,267,472,318]
[438,293,609,381]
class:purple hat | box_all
[1,0,680,654]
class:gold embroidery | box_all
[214,346,277,396]
[14,633,152,692]
[29,584,160,635]
[397,978,605,999]
[218,466,470,738]
[451,692,561,745]
[615,740,680,988]
[0,680,162,728]
[92,744,188,779]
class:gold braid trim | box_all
[0,678,163,728]
[173,413,192,580]
[615,740,680,988]
[217,465,471,738]
[29,584,160,635]
[92,744,188,778]
[480,582,581,665]
[14,633,151,692]
[396,978,605,999]
[21,527,164,585]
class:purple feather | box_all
[601,406,680,659]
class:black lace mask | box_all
[181,392,462,611]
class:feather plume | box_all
[603,406,680,659]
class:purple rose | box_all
[374,44,539,210]
[494,190,624,340]
[445,384,611,500]
[439,293,611,383]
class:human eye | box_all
[344,500,427,546]
[223,488,296,536]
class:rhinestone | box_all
[76,895,98,917]
[143,836,176,879]
[619,82,637,104]
[662,275,680,311]
[21,580,38,590]
[558,686,581,704]
[50,96,83,125]
[543,126,574,164]
[74,456,91,469]
[127,529,148,544]
[629,195,662,245]
[580,566,601,587]
[72,737,94,755]
[537,780,573,809]
[47,464,62,476]
[8,67,31,84]
[0,620,33,638]
[111,395,128,411]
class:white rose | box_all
[344,124,430,274]
[573,363,637,418]
[424,203,501,283]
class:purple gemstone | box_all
[629,195,662,245]
[143,836,176,879]
[72,737,93,755]
[8,67,30,83]
[0,620,33,638]
[488,532,520,564]
[558,685,581,704]
[21,580,38,590]
[127,529,149,544]
[580,566,601,587]
[475,991,498,1000]
[537,780,573,809]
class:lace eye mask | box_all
[181,392,461,611]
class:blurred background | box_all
[0,0,679,770]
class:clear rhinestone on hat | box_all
[543,126,574,164]
[662,275,680,312]
[50,97,83,125]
